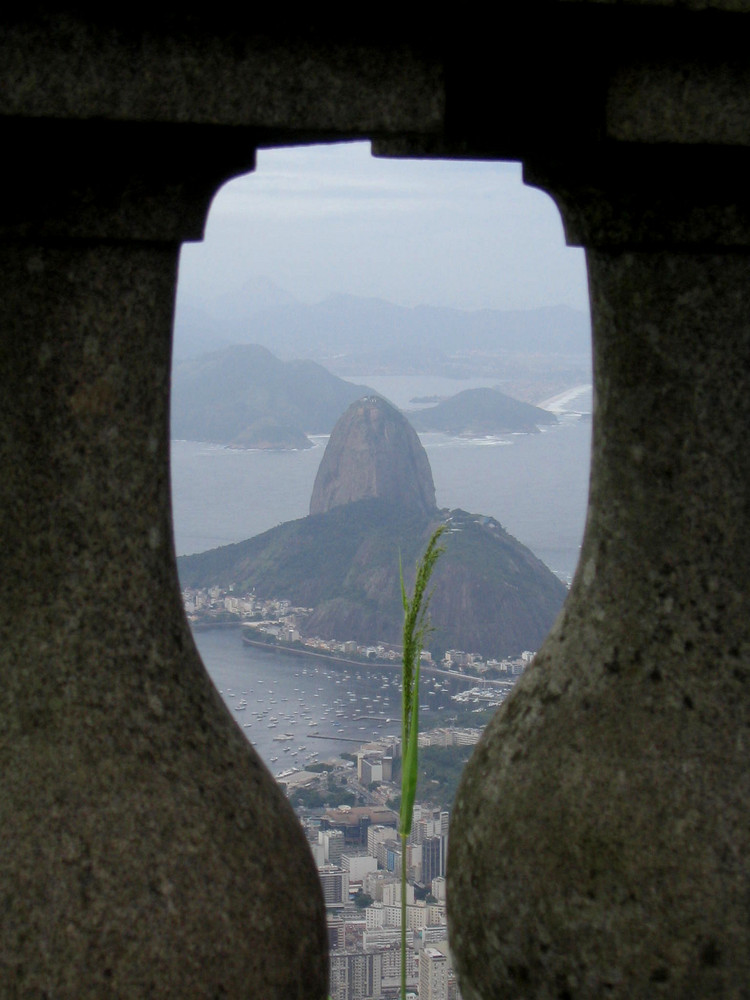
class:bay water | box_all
[171,376,592,770]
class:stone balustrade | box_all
[2,6,749,997]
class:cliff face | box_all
[310,396,436,516]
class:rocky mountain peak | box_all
[309,396,436,516]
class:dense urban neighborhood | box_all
[186,583,536,1000]
[274,726,477,1000]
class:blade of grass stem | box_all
[398,524,446,1000]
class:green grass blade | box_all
[398,655,421,836]
[398,524,445,1000]
[398,524,446,837]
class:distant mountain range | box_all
[178,397,567,658]
[173,277,591,385]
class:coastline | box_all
[191,620,244,631]
[240,634,509,687]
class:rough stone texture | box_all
[603,9,750,146]
[0,243,327,997]
[0,12,444,134]
[449,251,750,998]
[309,396,437,516]
[0,120,257,242]
[524,147,750,250]
[4,5,750,998]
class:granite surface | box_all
[449,250,750,998]
[3,7,750,997]
[0,242,327,997]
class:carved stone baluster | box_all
[449,151,750,998]
[0,125,327,998]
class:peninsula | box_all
[178,396,567,659]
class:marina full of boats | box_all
[194,628,509,781]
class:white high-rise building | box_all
[432,876,447,902]
[382,882,413,907]
[319,829,345,864]
[419,947,449,1000]
[367,824,396,859]
[363,869,399,902]
[330,951,383,1000]
[342,853,377,882]
[319,864,349,907]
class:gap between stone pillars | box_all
[448,244,750,998]
[0,231,326,995]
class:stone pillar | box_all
[449,150,750,997]
[0,125,327,997]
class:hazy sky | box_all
[177,141,589,314]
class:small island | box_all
[408,386,556,436]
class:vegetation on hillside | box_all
[171,343,373,447]
[409,387,557,436]
[390,745,477,812]
[177,499,566,660]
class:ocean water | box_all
[171,376,592,770]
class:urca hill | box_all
[178,396,567,659]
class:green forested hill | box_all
[409,387,556,436]
[171,344,373,447]
[177,499,566,659]
[390,745,476,812]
